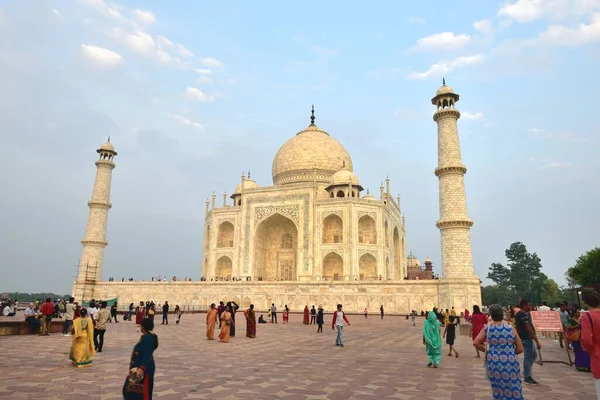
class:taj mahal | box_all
[72,81,482,313]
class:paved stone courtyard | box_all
[0,314,596,399]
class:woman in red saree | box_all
[244,304,256,338]
[283,305,289,324]
[303,306,310,325]
[470,305,487,358]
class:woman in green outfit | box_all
[423,311,442,368]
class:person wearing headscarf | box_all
[423,311,442,368]
[123,318,159,399]
[244,304,256,338]
[69,308,95,367]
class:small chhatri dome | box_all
[432,77,459,104]
[97,137,117,155]
[331,169,359,185]
[272,106,353,186]
[363,189,377,201]
[407,253,421,267]
[234,178,259,194]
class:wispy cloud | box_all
[407,16,425,24]
[184,87,215,102]
[393,109,419,119]
[201,57,223,67]
[462,111,484,120]
[408,54,485,79]
[497,0,600,22]
[196,69,213,74]
[80,44,123,68]
[473,19,493,35]
[172,114,204,130]
[310,45,339,57]
[530,157,573,169]
[529,128,590,143]
[412,32,472,51]
[131,9,156,24]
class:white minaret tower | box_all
[74,138,117,300]
[431,79,476,279]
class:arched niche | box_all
[393,227,401,279]
[384,220,389,248]
[215,256,232,279]
[254,213,298,281]
[217,221,234,248]
[322,214,343,244]
[322,252,343,281]
[358,215,377,244]
[359,253,377,280]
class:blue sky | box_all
[0,0,598,293]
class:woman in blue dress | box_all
[473,304,524,400]
[123,318,159,400]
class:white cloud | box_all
[51,9,61,17]
[196,69,213,74]
[529,128,590,143]
[473,19,493,35]
[537,15,600,45]
[80,44,123,67]
[184,87,215,102]
[498,0,600,22]
[132,9,156,24]
[201,57,223,67]
[197,76,214,84]
[413,32,472,51]
[80,0,123,20]
[174,44,193,57]
[109,28,154,54]
[461,112,484,120]
[543,161,572,169]
[408,54,485,79]
[172,114,204,130]
[407,16,425,24]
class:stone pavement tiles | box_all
[0,314,596,399]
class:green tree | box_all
[566,247,600,287]
[541,278,565,306]
[487,242,546,304]
[481,285,517,306]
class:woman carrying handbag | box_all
[474,304,523,400]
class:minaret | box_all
[431,79,475,278]
[76,139,117,297]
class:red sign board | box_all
[530,311,564,332]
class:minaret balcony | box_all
[434,165,467,177]
[433,109,461,122]
[435,219,474,229]
[87,201,112,209]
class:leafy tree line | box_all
[481,242,581,306]
[1,292,71,302]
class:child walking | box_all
[423,311,442,368]
[332,304,350,347]
[443,315,459,358]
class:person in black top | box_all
[515,299,541,386]
[310,305,317,324]
[443,315,459,358]
[110,303,118,323]
[162,301,169,325]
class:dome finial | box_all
[107,136,111,142]
[310,104,315,125]
[442,77,446,86]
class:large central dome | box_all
[272,114,353,186]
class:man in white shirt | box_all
[539,302,551,311]
[62,297,75,336]
[331,304,351,347]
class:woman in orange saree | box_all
[219,307,232,343]
[206,303,218,340]
[70,308,95,367]
[303,306,310,325]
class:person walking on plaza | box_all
[62,297,75,337]
[217,301,225,328]
[219,305,233,343]
[443,315,459,358]
[161,301,169,325]
[380,304,384,320]
[94,301,110,352]
[40,298,54,336]
[332,304,350,347]
[515,299,541,386]
[135,302,145,332]
[206,303,218,340]
[316,305,324,333]
[244,304,257,338]
[411,310,417,327]
[270,303,278,324]
[69,308,95,367]
[473,304,523,400]
[581,287,600,399]
[364,308,368,319]
[423,311,442,368]
[110,302,118,323]
[123,318,159,400]
[174,305,183,324]
[470,305,487,359]
[283,305,289,324]
[303,305,310,325]
[229,301,240,337]
[310,305,316,324]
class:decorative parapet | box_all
[434,165,467,177]
[435,219,474,229]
